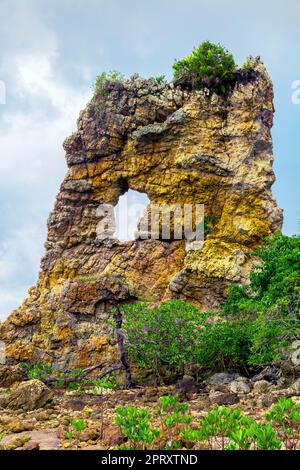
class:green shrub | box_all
[157,395,192,435]
[94,70,125,96]
[67,368,86,379]
[250,232,300,311]
[198,406,249,450]
[224,232,300,315]
[69,418,86,433]
[227,422,282,450]
[173,41,237,93]
[195,317,252,369]
[122,300,205,379]
[153,75,166,84]
[114,398,298,450]
[20,362,53,380]
[265,397,300,449]
[90,377,116,390]
[122,231,299,373]
[222,232,300,365]
[115,406,160,450]
[181,406,282,450]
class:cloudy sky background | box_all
[0,0,299,320]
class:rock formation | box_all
[0,58,282,369]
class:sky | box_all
[0,0,299,320]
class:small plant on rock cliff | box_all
[173,41,237,93]
[242,58,253,70]
[153,75,166,84]
[94,70,125,96]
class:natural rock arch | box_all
[0,58,282,369]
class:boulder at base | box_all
[0,380,53,411]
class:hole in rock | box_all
[115,189,150,242]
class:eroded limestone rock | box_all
[0,59,282,369]
[0,380,53,411]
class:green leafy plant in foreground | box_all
[182,406,282,450]
[69,418,86,433]
[157,395,191,448]
[265,397,300,449]
[65,419,86,440]
[115,397,300,450]
[115,405,160,450]
[182,406,250,450]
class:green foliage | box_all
[193,406,249,450]
[67,381,85,392]
[65,431,74,440]
[115,397,192,450]
[114,398,300,450]
[153,75,166,84]
[265,397,300,449]
[115,406,160,450]
[224,232,300,314]
[90,377,116,391]
[67,376,116,394]
[52,380,65,388]
[250,232,300,311]
[123,300,252,372]
[242,58,253,70]
[195,317,252,369]
[181,405,282,450]
[222,232,300,365]
[227,422,282,450]
[68,368,86,379]
[122,231,299,376]
[157,395,192,433]
[94,70,125,96]
[20,362,53,380]
[173,41,236,93]
[157,394,182,412]
[122,300,205,377]
[69,418,86,433]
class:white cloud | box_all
[0,19,91,320]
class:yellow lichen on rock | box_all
[0,59,282,369]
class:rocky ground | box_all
[0,366,300,450]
